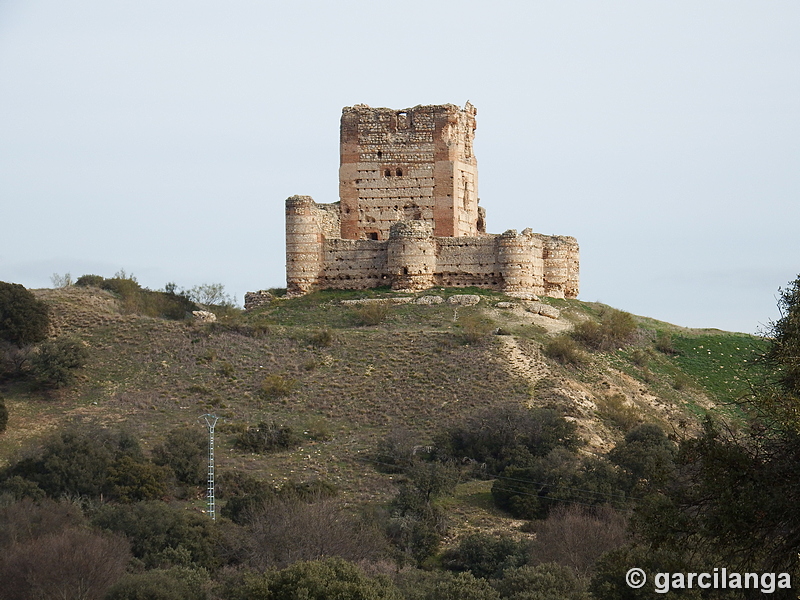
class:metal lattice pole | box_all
[199,414,219,521]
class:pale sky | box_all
[1,1,798,334]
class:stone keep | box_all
[285,103,579,299]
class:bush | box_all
[308,328,334,348]
[75,274,105,287]
[528,504,629,579]
[544,336,585,366]
[457,310,495,345]
[571,309,637,351]
[437,404,581,474]
[105,570,199,600]
[492,449,625,519]
[352,301,391,326]
[595,393,641,432]
[494,563,589,600]
[655,332,679,355]
[259,374,297,399]
[0,395,7,433]
[396,570,500,600]
[106,455,170,502]
[0,528,130,600]
[30,337,88,388]
[607,423,676,493]
[92,501,220,569]
[375,429,419,473]
[235,421,302,454]
[235,558,399,600]
[2,427,149,500]
[0,282,49,347]
[153,426,208,486]
[442,532,528,579]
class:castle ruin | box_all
[285,103,579,299]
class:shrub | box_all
[442,532,528,579]
[0,528,130,600]
[0,282,49,347]
[49,272,72,288]
[235,421,302,454]
[396,570,500,600]
[375,429,419,473]
[457,310,494,345]
[352,301,390,326]
[607,423,676,493]
[259,374,297,399]
[105,570,202,600]
[30,337,88,388]
[528,504,629,579]
[237,558,399,600]
[494,563,589,600]
[153,427,207,486]
[672,373,692,390]
[308,328,334,348]
[437,404,581,474]
[544,336,585,366]
[0,395,7,433]
[92,501,220,569]
[3,427,146,499]
[75,274,105,287]
[106,455,170,502]
[595,393,641,432]
[655,332,679,355]
[571,309,637,351]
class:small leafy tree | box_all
[30,337,88,388]
[153,426,208,486]
[0,282,49,347]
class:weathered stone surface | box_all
[447,294,481,306]
[192,310,217,323]
[524,301,561,319]
[284,103,579,299]
[495,301,517,309]
[244,290,273,311]
[415,295,444,305]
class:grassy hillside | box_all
[0,285,766,510]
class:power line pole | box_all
[199,414,219,521]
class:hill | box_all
[0,285,764,515]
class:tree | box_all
[442,532,528,579]
[0,527,130,600]
[495,563,590,600]
[30,336,88,388]
[0,282,49,347]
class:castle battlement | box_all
[284,103,579,299]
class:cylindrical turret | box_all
[387,221,436,291]
[543,236,572,299]
[285,195,324,296]
[498,229,536,294]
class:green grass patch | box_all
[671,333,767,402]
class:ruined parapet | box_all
[542,235,580,299]
[498,229,544,295]
[285,195,325,296]
[387,220,436,291]
[244,290,273,311]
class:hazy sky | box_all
[1,1,798,334]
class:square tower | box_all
[339,103,480,240]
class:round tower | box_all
[498,230,535,294]
[387,221,436,291]
[285,195,324,296]
[543,236,570,299]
